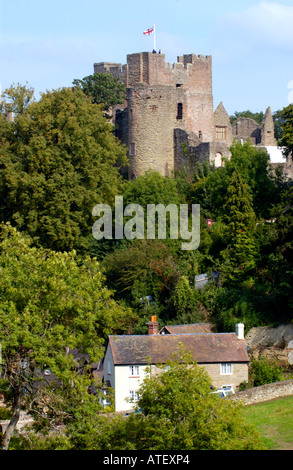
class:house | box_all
[100,317,249,412]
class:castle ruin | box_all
[94,52,280,179]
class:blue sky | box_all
[0,0,293,115]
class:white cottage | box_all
[100,317,249,412]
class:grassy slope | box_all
[242,395,293,450]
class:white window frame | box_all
[220,363,233,375]
[129,365,139,377]
[129,390,139,402]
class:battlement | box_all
[125,52,212,89]
[177,54,212,66]
[94,52,212,93]
[94,62,127,81]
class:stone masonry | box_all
[94,52,278,179]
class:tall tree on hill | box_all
[220,170,258,285]
[0,84,128,252]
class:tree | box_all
[101,239,180,314]
[170,275,203,324]
[230,110,264,126]
[123,170,183,207]
[65,351,264,450]
[278,104,293,159]
[220,170,259,285]
[0,223,135,449]
[72,73,126,112]
[0,82,35,117]
[0,85,128,252]
[133,351,264,450]
[190,141,280,220]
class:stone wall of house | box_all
[229,380,293,405]
[203,363,248,391]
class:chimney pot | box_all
[147,316,158,335]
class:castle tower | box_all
[95,52,214,178]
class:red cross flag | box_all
[143,25,156,51]
[143,27,154,36]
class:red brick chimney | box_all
[147,316,158,335]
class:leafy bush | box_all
[250,358,282,387]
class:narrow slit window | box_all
[177,103,183,120]
[129,143,136,156]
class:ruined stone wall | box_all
[213,102,233,148]
[174,132,231,174]
[261,107,278,146]
[232,117,261,145]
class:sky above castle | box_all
[0,0,293,115]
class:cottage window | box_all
[129,390,139,402]
[221,363,233,375]
[129,365,139,377]
[107,359,112,375]
[102,390,111,406]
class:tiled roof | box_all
[160,323,213,335]
[109,333,249,365]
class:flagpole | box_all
[154,24,156,51]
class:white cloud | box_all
[222,2,293,51]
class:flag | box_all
[143,27,154,36]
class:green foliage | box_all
[72,73,126,111]
[123,170,183,206]
[0,406,12,420]
[0,85,127,252]
[0,82,35,116]
[230,110,264,126]
[133,354,264,450]
[273,109,286,141]
[220,170,259,285]
[67,353,264,450]
[100,239,180,319]
[51,352,264,450]
[250,358,282,387]
[190,141,280,220]
[170,275,203,324]
[0,223,135,448]
[277,104,293,158]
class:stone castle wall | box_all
[94,52,281,179]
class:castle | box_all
[94,52,280,179]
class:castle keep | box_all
[94,52,277,179]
